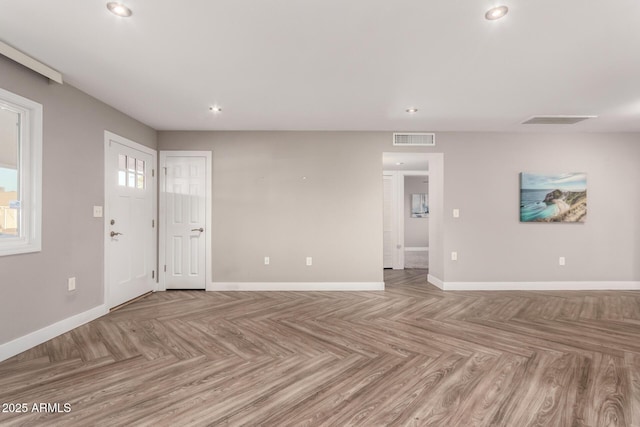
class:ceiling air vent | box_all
[521,115,596,125]
[393,133,435,147]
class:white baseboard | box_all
[440,281,640,291]
[208,282,385,291]
[405,247,429,252]
[0,304,108,363]
[427,274,445,290]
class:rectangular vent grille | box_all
[522,116,596,125]
[393,133,435,146]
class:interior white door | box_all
[106,139,155,308]
[163,155,207,289]
[383,174,394,268]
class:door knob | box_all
[110,231,123,237]
[191,228,204,232]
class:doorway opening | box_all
[382,152,443,285]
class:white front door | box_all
[161,153,208,289]
[105,133,156,308]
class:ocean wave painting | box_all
[520,173,587,222]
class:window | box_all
[118,154,145,189]
[0,87,43,256]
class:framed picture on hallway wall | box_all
[411,193,428,218]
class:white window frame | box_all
[0,87,43,256]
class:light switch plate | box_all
[306,257,313,266]
[453,209,460,218]
[264,256,270,265]
[93,206,103,218]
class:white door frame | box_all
[382,151,443,279]
[158,150,212,291]
[382,173,397,269]
[103,131,158,307]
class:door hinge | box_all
[152,169,155,177]
[164,265,167,272]
[164,167,167,175]
[152,219,155,228]
[152,270,155,279]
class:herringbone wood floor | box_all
[1,269,640,426]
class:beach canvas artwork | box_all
[520,173,587,222]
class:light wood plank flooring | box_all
[1,269,640,426]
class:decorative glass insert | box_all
[127,156,136,187]
[136,159,145,189]
[118,154,127,186]
[117,155,145,190]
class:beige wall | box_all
[0,55,157,345]
[438,132,640,282]
[159,131,640,285]
[159,131,389,283]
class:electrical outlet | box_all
[451,251,458,261]
[559,256,566,266]
[93,206,103,218]
[306,257,313,266]
[453,209,460,218]
[68,277,76,291]
[264,256,270,265]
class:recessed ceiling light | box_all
[209,106,222,113]
[107,2,132,17]
[485,5,508,20]
[406,108,418,114]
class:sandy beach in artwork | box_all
[520,173,587,223]
[554,199,570,214]
[536,191,587,222]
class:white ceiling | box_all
[1,1,640,132]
